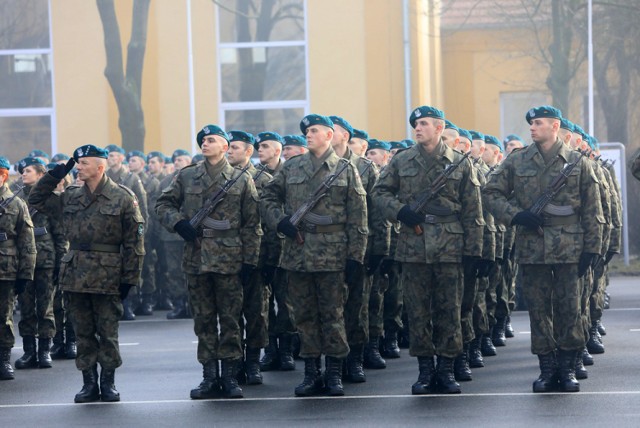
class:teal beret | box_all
[588,135,599,150]
[105,144,125,155]
[146,151,165,163]
[300,114,334,134]
[191,154,204,164]
[28,149,50,160]
[368,140,391,152]
[445,120,459,133]
[572,124,589,141]
[409,105,445,128]
[484,135,504,153]
[0,156,10,170]
[389,140,408,150]
[255,132,284,148]
[172,149,191,162]
[228,130,255,145]
[526,105,562,124]
[197,124,229,147]
[469,130,485,141]
[46,162,57,171]
[503,134,524,144]
[402,139,416,147]
[283,135,307,147]
[164,156,172,164]
[560,118,575,132]
[329,116,354,140]
[458,129,473,141]
[352,129,369,141]
[73,145,109,161]
[17,157,47,174]
[51,153,70,163]
[126,150,146,162]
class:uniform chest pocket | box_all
[99,205,121,216]
[398,167,419,201]
[515,169,538,195]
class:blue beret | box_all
[300,114,334,134]
[51,153,70,163]
[352,129,369,141]
[389,140,408,150]
[588,135,599,150]
[368,139,391,152]
[409,105,445,128]
[283,135,307,147]
[146,151,165,163]
[469,130,485,141]
[484,135,504,153]
[191,154,204,164]
[105,144,125,155]
[228,130,255,145]
[126,150,146,162]
[402,139,416,147]
[445,120,459,132]
[560,118,575,132]
[46,162,57,171]
[329,116,354,140]
[164,156,172,164]
[572,124,589,141]
[503,134,524,144]
[17,157,47,174]
[172,149,191,162]
[458,129,473,142]
[255,132,284,147]
[0,156,11,170]
[197,124,229,147]
[526,105,562,124]
[73,145,109,161]
[28,149,50,160]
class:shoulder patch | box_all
[117,183,136,197]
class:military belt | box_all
[423,214,459,224]
[33,227,48,237]
[300,224,345,233]
[542,214,580,226]
[0,232,9,242]
[0,237,15,247]
[201,228,240,238]
[69,243,121,253]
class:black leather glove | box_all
[261,264,277,285]
[578,252,598,278]
[14,279,29,295]
[367,254,384,276]
[345,259,362,286]
[174,219,198,242]
[277,216,298,239]
[397,205,423,228]
[604,250,617,265]
[241,264,255,287]
[119,284,134,301]
[510,210,543,230]
[462,256,480,279]
[476,259,494,278]
[379,259,394,277]
[50,159,76,180]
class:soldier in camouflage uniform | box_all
[13,158,66,371]
[483,106,604,393]
[282,135,308,161]
[156,125,261,400]
[261,114,368,397]
[0,156,36,380]
[373,106,484,395]
[29,145,144,403]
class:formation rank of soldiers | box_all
[0,105,623,403]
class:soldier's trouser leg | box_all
[344,264,371,347]
[590,265,607,324]
[508,260,518,312]
[461,264,478,344]
[140,237,157,296]
[485,262,502,329]
[188,273,243,363]
[273,268,295,335]
[473,277,490,336]
[0,282,16,349]
[67,293,124,370]
[19,269,56,339]
[495,260,510,320]
[368,271,387,339]
[53,284,65,338]
[288,271,349,359]
[242,269,269,349]
[521,264,584,355]
[164,241,188,302]
[402,263,463,358]
[383,262,404,338]
[578,270,592,344]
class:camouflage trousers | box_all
[161,241,187,301]
[344,263,371,347]
[500,256,516,314]
[461,264,478,344]
[53,284,74,338]
[485,261,502,328]
[383,261,404,337]
[521,264,584,354]
[402,263,463,358]
[66,292,124,370]
[288,271,349,359]
[241,269,270,349]
[267,268,296,336]
[140,234,158,296]
[368,271,388,339]
[590,264,607,323]
[0,281,16,348]
[17,268,55,338]
[187,273,243,363]
[578,269,593,343]
[473,276,489,336]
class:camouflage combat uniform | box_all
[135,169,160,302]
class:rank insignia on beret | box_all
[414,109,422,118]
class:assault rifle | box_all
[527,149,590,235]
[409,151,471,235]
[289,158,350,245]
[0,185,24,217]
[253,164,268,182]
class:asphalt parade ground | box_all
[1,276,640,427]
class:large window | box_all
[0,0,55,164]
[216,0,308,136]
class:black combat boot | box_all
[586,323,605,354]
[468,336,484,368]
[245,347,263,385]
[532,352,557,393]
[491,317,507,347]
[135,294,154,316]
[575,351,588,380]
[15,336,38,369]
[596,319,606,336]
[220,359,243,398]
[436,356,461,394]
[166,297,191,320]
[382,331,401,359]
[38,337,53,368]
[582,347,594,366]
[325,356,345,396]
[74,365,100,403]
[190,360,220,399]
[363,336,386,369]
[51,331,66,360]
[411,356,435,395]
[259,334,279,371]
[65,327,77,359]
[346,343,366,383]
[454,343,472,382]
[505,316,515,338]
[557,349,580,392]
[121,297,136,321]
[278,333,296,371]
[295,358,322,397]
[480,334,497,356]
[100,368,120,401]
[0,347,14,380]
[155,292,174,311]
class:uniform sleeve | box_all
[460,161,484,257]
[131,177,149,222]
[120,192,145,286]
[240,177,262,266]
[346,165,368,263]
[366,167,390,256]
[483,160,521,227]
[48,194,69,265]
[372,157,404,222]
[260,169,288,232]
[16,200,36,281]
[155,173,185,233]
[580,160,604,255]
[27,173,62,217]
[605,169,622,254]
